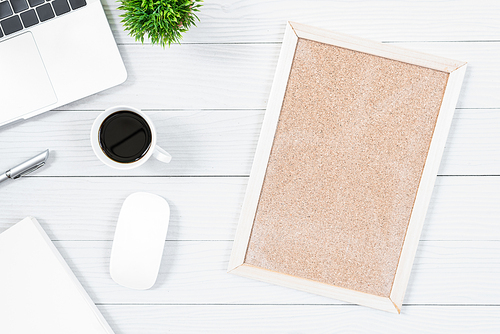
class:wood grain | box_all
[47,43,500,110]
[1,109,500,177]
[439,109,500,176]
[0,177,498,242]
[98,305,500,333]
[1,0,499,330]
[99,305,500,333]
[103,0,500,44]
[52,240,500,306]
[0,177,247,241]
[0,111,264,176]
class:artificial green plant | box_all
[118,0,203,47]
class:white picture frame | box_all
[228,21,467,313]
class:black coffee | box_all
[98,111,152,163]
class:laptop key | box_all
[36,2,54,21]
[20,8,37,27]
[27,0,43,7]
[0,14,22,35]
[9,0,28,13]
[52,0,69,15]
[68,0,84,10]
[0,1,13,20]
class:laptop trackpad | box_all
[0,32,57,121]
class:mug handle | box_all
[152,145,172,164]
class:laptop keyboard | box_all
[0,0,86,38]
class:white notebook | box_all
[0,217,114,333]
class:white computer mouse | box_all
[110,192,170,290]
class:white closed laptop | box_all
[0,217,115,333]
[0,0,127,127]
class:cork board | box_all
[229,22,467,313]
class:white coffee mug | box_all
[90,106,171,170]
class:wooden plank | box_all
[1,0,497,330]
[51,43,500,110]
[45,240,500,305]
[439,109,500,176]
[0,111,264,177]
[57,44,277,111]
[1,109,500,177]
[424,176,500,241]
[406,241,500,304]
[0,177,247,241]
[98,305,500,333]
[0,177,498,241]
[103,0,500,44]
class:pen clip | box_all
[11,161,46,179]
[5,149,50,180]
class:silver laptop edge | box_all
[0,0,127,127]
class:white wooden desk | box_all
[1,0,499,332]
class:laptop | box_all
[0,0,127,128]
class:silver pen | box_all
[0,150,50,183]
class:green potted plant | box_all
[118,0,203,47]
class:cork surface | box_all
[245,38,449,297]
